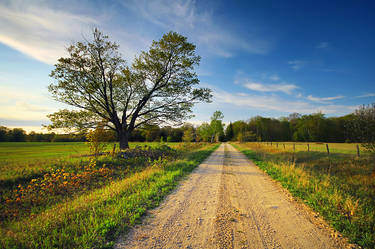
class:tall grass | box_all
[0,143,218,249]
[233,142,375,248]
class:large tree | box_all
[47,29,212,149]
[209,111,224,142]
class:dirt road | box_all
[115,144,349,249]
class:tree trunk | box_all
[118,130,129,149]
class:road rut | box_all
[115,143,349,249]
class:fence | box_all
[260,142,362,157]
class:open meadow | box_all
[233,142,375,248]
[0,142,178,183]
[0,141,218,248]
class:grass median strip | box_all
[232,142,374,249]
[1,144,219,249]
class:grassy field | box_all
[233,142,375,248]
[0,141,218,249]
[0,142,178,162]
[0,142,178,183]
[257,141,366,155]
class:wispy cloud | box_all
[213,88,355,115]
[235,73,298,95]
[0,1,99,64]
[244,82,298,94]
[355,93,375,98]
[268,74,280,81]
[0,85,56,121]
[126,0,200,30]
[307,95,345,103]
[288,60,307,71]
[124,0,272,57]
[0,0,272,64]
[316,42,329,49]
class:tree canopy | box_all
[196,111,225,142]
[47,29,212,148]
[349,103,375,152]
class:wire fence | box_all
[257,142,362,157]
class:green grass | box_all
[0,141,178,163]
[0,142,179,183]
[233,142,375,248]
[0,143,218,249]
[256,141,367,155]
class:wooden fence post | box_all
[271,141,272,146]
[283,144,286,150]
[293,143,295,152]
[326,144,332,175]
[276,143,278,148]
[356,144,360,157]
[307,143,310,152]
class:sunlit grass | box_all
[0,142,179,183]
[0,142,218,249]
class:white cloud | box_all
[235,73,298,95]
[288,60,306,71]
[355,93,375,98]
[307,95,345,103]
[0,1,99,64]
[316,42,329,49]
[213,88,355,116]
[0,0,272,66]
[244,82,298,94]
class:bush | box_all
[117,144,178,161]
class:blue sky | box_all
[0,0,374,132]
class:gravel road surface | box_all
[115,143,350,249]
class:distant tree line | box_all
[0,125,188,143]
[0,112,363,144]
[0,126,87,142]
[2,104,374,149]
[224,106,374,145]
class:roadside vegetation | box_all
[0,141,178,185]
[233,142,375,248]
[0,141,218,249]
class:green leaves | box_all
[45,109,100,133]
[350,104,375,152]
[48,29,211,148]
